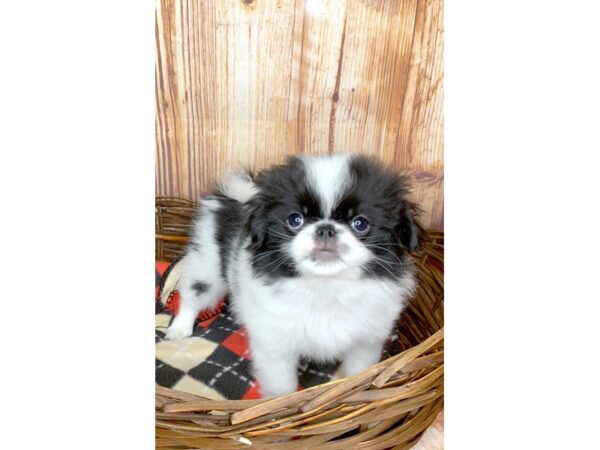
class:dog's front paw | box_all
[164,316,194,340]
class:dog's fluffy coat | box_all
[166,154,421,397]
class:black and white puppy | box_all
[166,154,422,397]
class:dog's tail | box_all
[217,169,258,203]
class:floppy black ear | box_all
[394,203,423,252]
[245,196,268,251]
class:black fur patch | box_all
[212,195,245,282]
[191,281,209,295]
[337,155,422,279]
[245,157,323,279]
[188,206,208,254]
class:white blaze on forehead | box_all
[301,154,352,217]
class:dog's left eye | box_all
[287,212,305,230]
[351,215,370,234]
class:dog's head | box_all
[246,154,422,280]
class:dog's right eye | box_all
[351,215,370,234]
[287,212,305,230]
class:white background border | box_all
[1,1,599,448]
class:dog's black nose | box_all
[315,224,336,241]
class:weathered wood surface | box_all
[156,0,443,228]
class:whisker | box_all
[364,244,404,263]
[259,253,288,267]
[265,228,293,240]
[368,254,408,267]
[251,254,280,264]
[250,250,281,261]
[259,254,292,271]
[361,263,379,279]
[268,256,293,274]
[370,259,398,278]
[367,241,411,249]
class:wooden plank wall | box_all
[156,0,443,229]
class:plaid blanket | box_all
[155,260,402,400]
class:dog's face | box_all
[246,155,421,280]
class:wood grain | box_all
[156,0,444,229]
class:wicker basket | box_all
[155,197,444,449]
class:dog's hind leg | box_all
[165,200,227,340]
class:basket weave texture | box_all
[155,197,444,449]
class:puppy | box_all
[165,154,422,397]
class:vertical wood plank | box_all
[288,0,348,155]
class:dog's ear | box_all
[245,195,268,251]
[394,202,423,252]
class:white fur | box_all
[166,155,417,398]
[302,153,352,216]
[218,171,258,203]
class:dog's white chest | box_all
[240,276,407,360]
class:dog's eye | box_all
[287,212,305,230]
[351,215,370,234]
